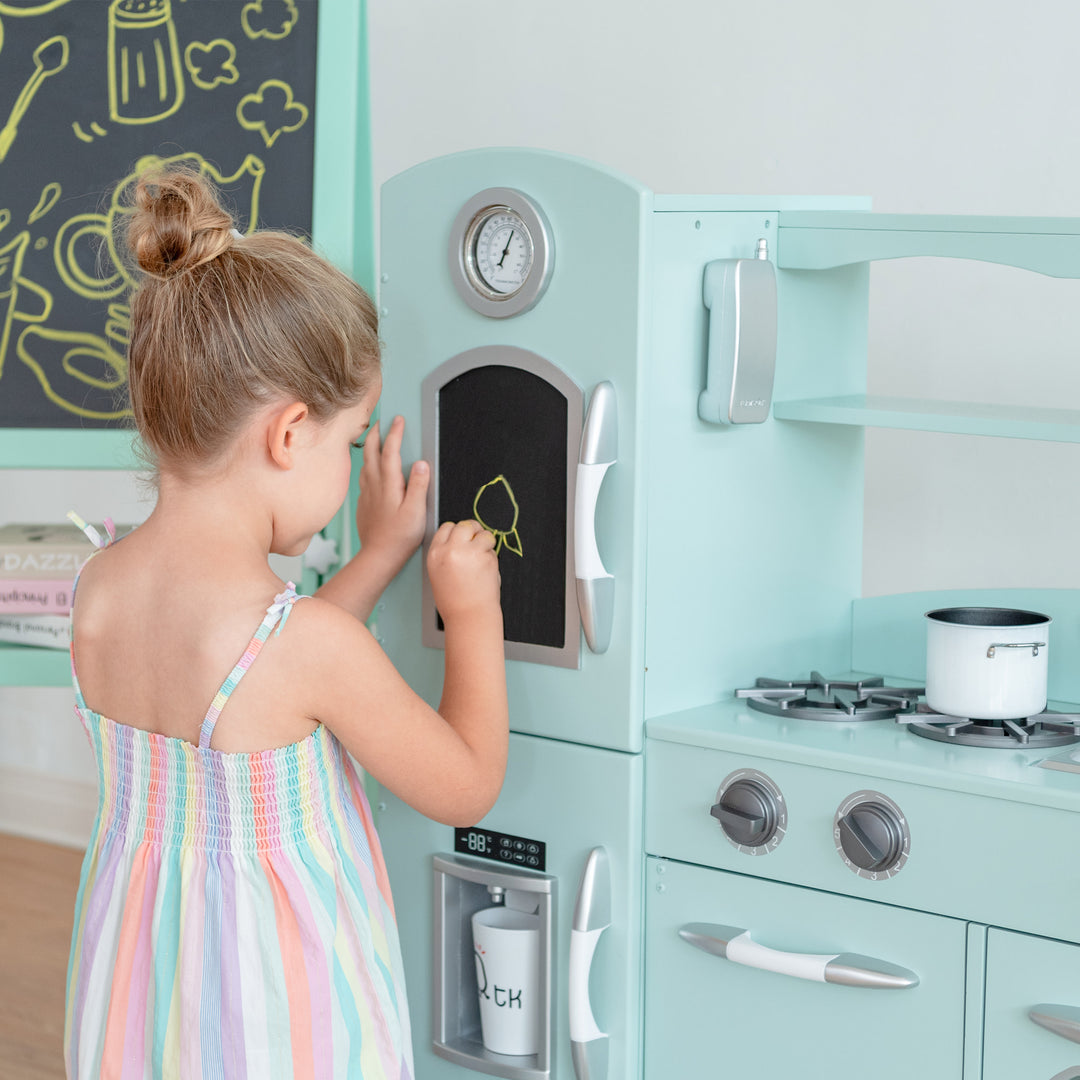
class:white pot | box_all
[925,607,1051,720]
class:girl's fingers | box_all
[380,415,406,478]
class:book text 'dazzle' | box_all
[0,522,134,577]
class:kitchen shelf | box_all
[772,394,1080,442]
[0,643,70,687]
[777,212,1080,278]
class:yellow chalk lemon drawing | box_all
[27,181,61,224]
[184,39,238,91]
[0,35,69,162]
[473,475,523,557]
[237,79,308,148]
[16,325,132,421]
[107,0,184,125]
[241,0,299,42]
[0,229,52,379]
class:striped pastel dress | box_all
[64,520,414,1079]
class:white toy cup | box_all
[471,905,540,1056]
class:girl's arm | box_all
[314,415,428,622]
[295,520,508,826]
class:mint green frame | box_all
[0,0,374,472]
[0,0,374,684]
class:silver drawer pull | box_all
[1030,1003,1080,1044]
[986,640,1045,658]
[679,923,919,990]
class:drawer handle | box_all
[1030,1004,1080,1045]
[678,923,919,990]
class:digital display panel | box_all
[454,827,546,871]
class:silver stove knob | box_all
[711,769,786,855]
[834,791,910,879]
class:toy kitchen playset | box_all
[372,148,1080,1080]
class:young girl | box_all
[64,167,508,1079]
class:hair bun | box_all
[127,167,236,278]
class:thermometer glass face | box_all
[469,208,534,297]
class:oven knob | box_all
[711,769,786,855]
[834,791,910,880]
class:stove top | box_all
[736,671,1080,748]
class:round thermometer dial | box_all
[469,208,534,297]
[450,188,553,318]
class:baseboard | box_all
[0,766,95,849]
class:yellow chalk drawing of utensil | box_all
[0,1,74,15]
[0,35,69,162]
[108,0,184,125]
[0,229,51,379]
[473,475,523,557]
[16,325,131,420]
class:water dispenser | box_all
[433,853,555,1079]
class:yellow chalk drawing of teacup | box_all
[16,324,132,420]
[0,229,52,379]
[103,152,266,289]
[473,475,523,557]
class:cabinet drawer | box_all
[984,928,1080,1080]
[645,857,967,1079]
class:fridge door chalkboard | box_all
[0,0,318,428]
[421,346,584,669]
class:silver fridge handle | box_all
[570,847,610,1080]
[1030,1003,1080,1044]
[575,382,617,655]
[679,923,919,990]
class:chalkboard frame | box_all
[420,344,585,669]
[0,0,373,470]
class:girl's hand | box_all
[427,519,501,623]
[356,416,429,573]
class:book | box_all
[0,522,97,579]
[0,614,70,649]
[0,579,75,615]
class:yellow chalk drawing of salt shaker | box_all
[107,0,184,125]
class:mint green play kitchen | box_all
[373,147,1080,1080]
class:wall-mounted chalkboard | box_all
[422,346,585,669]
[0,0,318,428]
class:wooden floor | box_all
[0,833,84,1080]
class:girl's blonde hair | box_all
[120,165,379,470]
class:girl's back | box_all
[66,522,415,1079]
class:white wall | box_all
[8,0,1080,843]
[368,0,1080,596]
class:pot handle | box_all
[986,641,1046,658]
